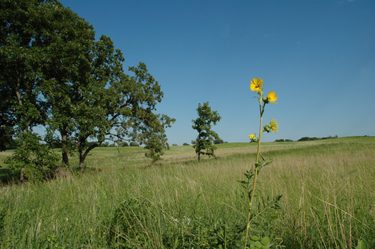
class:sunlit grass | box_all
[0,137,374,248]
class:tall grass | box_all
[0,137,374,248]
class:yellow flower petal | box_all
[250,78,263,93]
[248,133,257,141]
[270,119,278,133]
[266,91,278,103]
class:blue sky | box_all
[61,0,375,144]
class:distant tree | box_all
[143,115,175,163]
[214,138,224,144]
[321,135,338,140]
[297,135,338,142]
[298,137,318,141]
[274,139,293,142]
[192,102,221,161]
[182,143,190,146]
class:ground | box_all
[0,137,374,248]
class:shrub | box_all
[5,132,59,182]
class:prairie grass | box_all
[0,137,374,248]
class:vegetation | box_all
[274,139,293,142]
[243,78,280,248]
[192,102,221,161]
[0,1,373,248]
[0,137,374,248]
[0,0,173,177]
[298,135,338,142]
[144,115,176,163]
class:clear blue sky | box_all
[61,0,375,144]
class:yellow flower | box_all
[270,119,278,132]
[266,91,278,103]
[250,78,263,93]
[248,133,257,141]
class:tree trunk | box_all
[20,168,25,182]
[78,141,98,171]
[61,132,69,166]
[62,149,69,165]
[79,152,85,170]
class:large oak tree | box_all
[1,0,173,173]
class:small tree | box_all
[192,102,221,161]
[144,114,175,163]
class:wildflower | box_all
[270,119,278,132]
[265,91,278,103]
[248,133,257,142]
[263,119,278,133]
[250,78,263,93]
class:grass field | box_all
[0,137,374,248]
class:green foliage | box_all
[0,125,14,151]
[107,197,149,248]
[144,115,175,163]
[0,0,173,169]
[5,132,58,181]
[192,102,221,161]
[0,0,56,145]
[356,240,367,249]
[107,197,244,249]
[0,201,5,243]
[0,139,374,248]
[249,236,271,249]
[129,142,139,147]
[214,138,224,144]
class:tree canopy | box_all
[0,0,174,177]
[192,102,221,161]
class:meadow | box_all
[0,136,374,248]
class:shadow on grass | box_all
[0,168,18,184]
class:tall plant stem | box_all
[244,97,263,248]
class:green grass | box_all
[0,137,374,248]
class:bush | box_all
[5,132,59,182]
